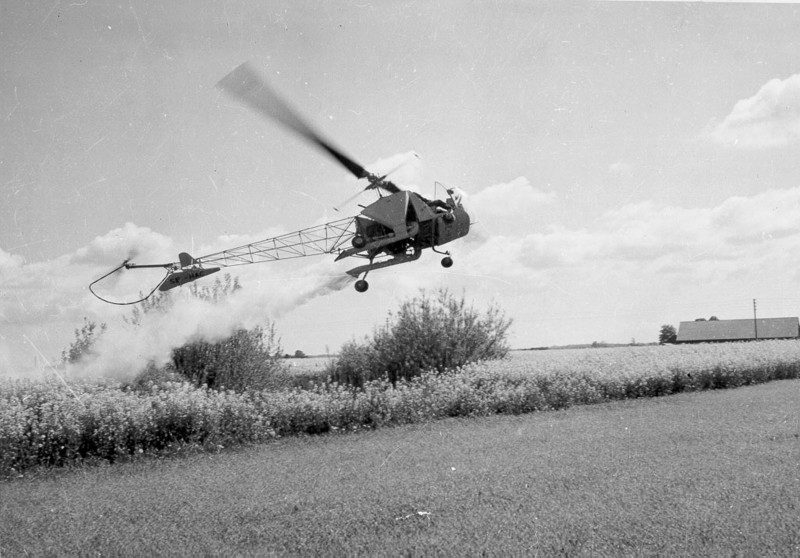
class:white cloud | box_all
[460,185,800,287]
[467,177,557,237]
[0,248,24,272]
[367,151,423,187]
[71,222,175,266]
[708,74,800,148]
[608,160,634,176]
[1,225,181,340]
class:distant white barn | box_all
[676,317,800,343]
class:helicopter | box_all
[90,62,470,304]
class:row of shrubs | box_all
[4,342,800,476]
[62,286,512,393]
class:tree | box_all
[659,324,677,345]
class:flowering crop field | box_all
[507,341,800,388]
[3,340,800,476]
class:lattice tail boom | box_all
[193,217,356,268]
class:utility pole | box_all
[753,298,758,340]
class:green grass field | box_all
[2,378,798,556]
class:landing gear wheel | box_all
[354,279,369,292]
[352,235,366,249]
[441,256,453,268]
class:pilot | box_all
[422,187,464,212]
[446,187,464,207]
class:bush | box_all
[124,362,185,393]
[122,275,291,392]
[170,324,290,392]
[328,288,512,387]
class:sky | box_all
[3,0,800,376]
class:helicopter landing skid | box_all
[346,248,422,292]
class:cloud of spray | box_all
[66,262,356,380]
[2,220,369,379]
[269,273,356,318]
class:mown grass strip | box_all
[1,379,798,556]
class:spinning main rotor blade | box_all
[217,62,399,195]
[333,189,366,213]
